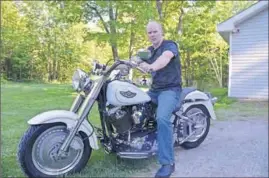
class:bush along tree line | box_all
[1,1,256,87]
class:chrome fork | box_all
[58,77,106,157]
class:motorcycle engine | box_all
[107,104,149,134]
[107,103,157,152]
[107,106,133,133]
[131,105,146,128]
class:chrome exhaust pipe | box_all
[117,151,156,159]
[211,97,218,105]
[205,92,218,105]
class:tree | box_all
[0,0,257,85]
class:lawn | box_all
[1,82,238,177]
[1,82,155,177]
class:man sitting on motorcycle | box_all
[139,20,182,178]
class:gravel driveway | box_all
[135,101,268,177]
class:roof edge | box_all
[217,1,268,32]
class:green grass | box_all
[207,88,268,120]
[2,83,265,177]
[215,100,268,121]
[1,82,154,177]
[208,88,237,109]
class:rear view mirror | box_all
[137,49,151,61]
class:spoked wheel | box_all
[180,105,210,149]
[18,123,92,178]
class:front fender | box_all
[182,100,217,120]
[28,110,99,150]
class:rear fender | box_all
[182,101,217,120]
[27,110,99,149]
[181,91,217,120]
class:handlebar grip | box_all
[93,62,106,71]
[136,66,148,74]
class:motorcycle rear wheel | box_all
[17,123,92,178]
[179,105,210,149]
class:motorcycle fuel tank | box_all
[106,80,151,106]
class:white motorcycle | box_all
[17,52,217,178]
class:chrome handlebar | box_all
[92,56,150,77]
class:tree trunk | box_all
[5,57,12,79]
[220,55,223,88]
[47,42,52,82]
[57,60,60,81]
[156,0,163,21]
[128,23,135,81]
[128,23,134,59]
[52,59,57,81]
[111,45,119,61]
[53,32,57,80]
[31,59,33,80]
[186,50,191,86]
[177,8,184,34]
[191,60,194,86]
[19,64,22,80]
[183,51,188,87]
[89,1,119,61]
[209,56,222,88]
[47,61,52,82]
[108,1,119,61]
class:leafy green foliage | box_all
[1,1,257,85]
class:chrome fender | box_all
[182,91,217,120]
[27,110,99,150]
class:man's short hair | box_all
[146,20,164,35]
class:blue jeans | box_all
[147,88,181,165]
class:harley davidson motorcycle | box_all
[17,51,217,178]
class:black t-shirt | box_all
[146,40,182,91]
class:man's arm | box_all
[140,50,174,72]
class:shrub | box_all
[209,88,236,109]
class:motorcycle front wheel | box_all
[17,123,92,178]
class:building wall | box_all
[230,9,268,99]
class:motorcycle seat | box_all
[174,87,197,111]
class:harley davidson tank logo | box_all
[119,90,137,98]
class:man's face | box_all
[146,23,163,46]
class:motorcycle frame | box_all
[58,60,127,155]
[58,59,217,156]
[96,81,118,151]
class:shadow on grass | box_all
[69,149,157,177]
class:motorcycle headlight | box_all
[72,69,91,92]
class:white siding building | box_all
[217,1,268,100]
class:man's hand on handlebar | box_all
[139,62,153,73]
[92,58,152,76]
[130,56,144,65]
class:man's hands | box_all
[138,50,174,73]
[139,62,153,73]
[130,56,143,64]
